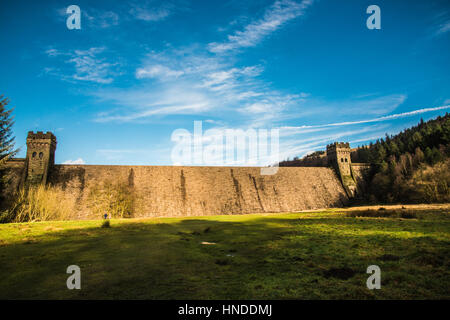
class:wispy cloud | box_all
[200,65,263,90]
[429,11,450,37]
[303,94,407,117]
[83,10,120,29]
[69,48,116,83]
[136,64,185,80]
[209,0,314,53]
[45,47,119,84]
[129,1,174,22]
[435,20,450,35]
[281,105,450,131]
[92,46,303,124]
[93,84,214,122]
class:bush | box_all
[101,220,111,228]
[1,185,75,223]
[87,180,135,218]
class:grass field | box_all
[0,205,449,299]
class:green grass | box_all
[0,209,449,299]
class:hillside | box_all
[354,113,450,203]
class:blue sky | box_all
[1,0,449,165]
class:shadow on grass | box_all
[0,214,449,299]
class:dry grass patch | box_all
[1,185,75,223]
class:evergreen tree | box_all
[0,95,17,164]
[430,147,443,165]
[0,95,18,199]
[389,141,400,157]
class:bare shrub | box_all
[87,180,135,218]
[3,185,75,222]
[404,160,450,203]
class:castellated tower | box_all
[326,142,352,175]
[25,131,57,185]
[326,142,356,197]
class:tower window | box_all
[345,158,348,162]
[341,158,344,162]
[39,152,44,159]
[32,152,37,159]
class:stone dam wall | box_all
[40,165,349,219]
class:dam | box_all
[3,131,370,219]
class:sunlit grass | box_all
[0,208,449,299]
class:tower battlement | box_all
[326,142,350,150]
[27,131,57,141]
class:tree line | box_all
[352,113,450,203]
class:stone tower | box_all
[326,142,352,175]
[25,131,57,185]
[326,142,356,197]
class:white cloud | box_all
[274,94,407,124]
[342,94,407,115]
[82,10,120,28]
[63,158,85,165]
[429,11,450,37]
[201,65,263,91]
[242,102,272,114]
[281,105,450,131]
[92,47,301,124]
[95,11,120,28]
[129,2,173,22]
[238,93,299,117]
[102,102,210,122]
[436,21,450,35]
[69,48,115,84]
[209,0,314,53]
[45,47,118,84]
[136,64,184,80]
[93,85,214,122]
[45,48,61,57]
